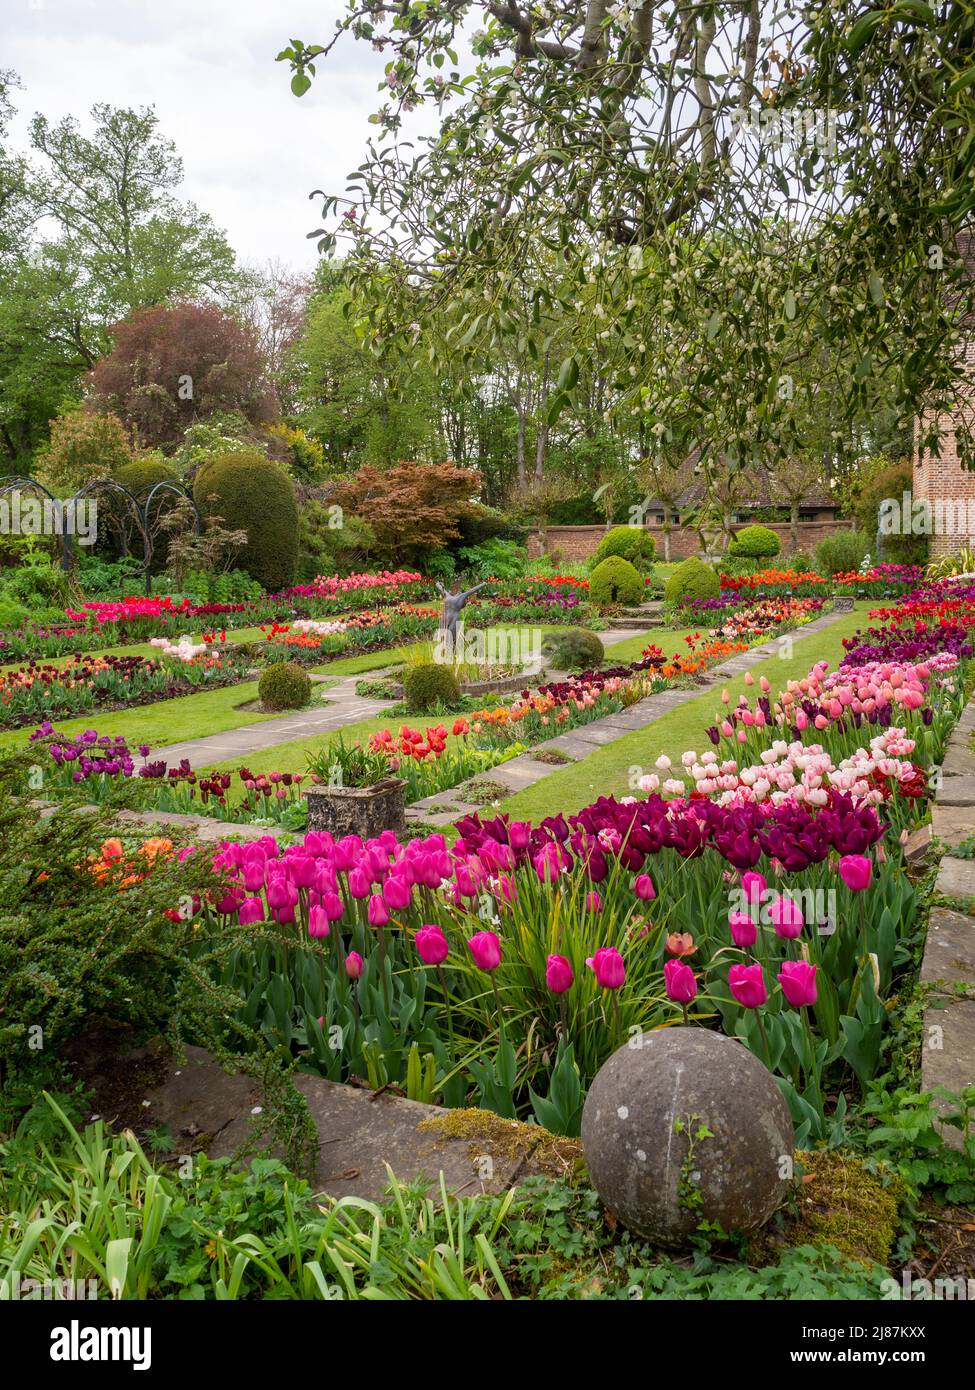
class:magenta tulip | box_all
[585,890,603,913]
[345,951,364,980]
[663,958,697,1004]
[769,894,804,940]
[545,954,574,994]
[367,893,389,927]
[509,821,531,850]
[237,896,265,925]
[468,930,502,972]
[382,874,411,910]
[322,892,345,922]
[778,960,818,1008]
[347,867,370,899]
[308,905,330,939]
[415,924,449,966]
[728,963,767,1009]
[633,873,656,901]
[586,946,626,990]
[728,910,757,949]
[838,855,872,892]
[741,870,766,905]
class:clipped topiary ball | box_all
[589,555,645,607]
[259,661,312,711]
[728,524,781,561]
[664,556,720,605]
[541,627,605,671]
[592,524,656,573]
[115,456,178,498]
[402,661,461,713]
[193,451,299,592]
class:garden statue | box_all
[436,578,488,648]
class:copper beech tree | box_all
[87,301,279,451]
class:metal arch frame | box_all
[72,478,152,586]
[140,482,202,595]
[0,475,204,594]
[0,475,73,568]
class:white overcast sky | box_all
[1,0,431,270]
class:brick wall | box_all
[531,519,855,565]
[913,340,975,558]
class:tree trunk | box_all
[790,502,799,556]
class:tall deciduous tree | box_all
[87,301,278,451]
[280,2,975,475]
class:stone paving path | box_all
[922,698,975,1149]
[147,627,650,767]
[132,609,846,835]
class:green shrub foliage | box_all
[193,452,299,591]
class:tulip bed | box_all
[0,637,254,730]
[66,577,963,1151]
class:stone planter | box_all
[832,595,854,610]
[305,777,406,838]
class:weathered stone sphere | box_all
[581,1028,793,1246]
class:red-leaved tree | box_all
[86,301,279,450]
[331,462,480,566]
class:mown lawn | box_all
[494,605,868,824]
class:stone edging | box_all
[923,698,975,1148]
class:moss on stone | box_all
[417,1107,583,1179]
[758,1149,903,1267]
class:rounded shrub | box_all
[402,662,462,713]
[664,556,720,605]
[115,456,178,500]
[592,525,656,573]
[258,661,312,711]
[728,524,780,561]
[589,556,645,607]
[541,627,605,670]
[193,451,299,591]
[815,529,871,577]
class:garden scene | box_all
[1,0,974,1334]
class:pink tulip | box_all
[347,868,370,899]
[308,904,330,938]
[778,960,818,1008]
[345,951,364,980]
[728,910,757,948]
[585,890,603,913]
[838,855,872,892]
[237,896,265,925]
[545,954,574,994]
[769,894,804,939]
[634,873,656,901]
[741,870,766,904]
[586,946,626,990]
[468,930,502,972]
[322,892,345,922]
[367,893,389,927]
[663,958,697,1004]
[415,923,449,966]
[509,821,531,850]
[728,963,767,1009]
[382,875,411,910]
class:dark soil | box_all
[63,1021,172,1140]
